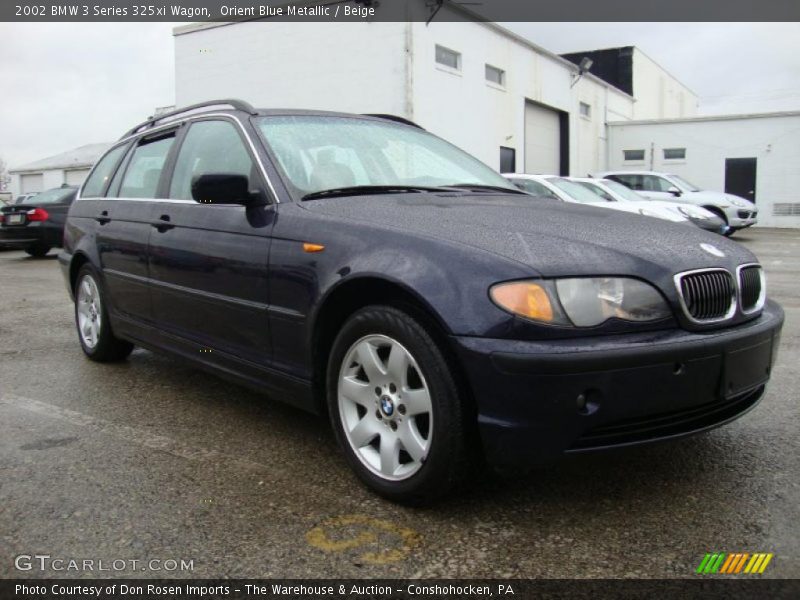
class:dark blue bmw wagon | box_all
[60,100,784,503]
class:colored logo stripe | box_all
[698,552,773,574]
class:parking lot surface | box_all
[1,228,798,579]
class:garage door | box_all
[64,169,91,186]
[20,173,44,194]
[524,102,560,175]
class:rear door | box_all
[147,117,275,365]
[94,133,177,322]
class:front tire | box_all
[327,305,474,504]
[25,244,51,257]
[74,265,134,362]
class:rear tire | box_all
[25,244,51,257]
[326,305,474,505]
[74,264,134,362]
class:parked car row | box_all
[52,100,782,504]
[596,171,758,234]
[505,173,733,235]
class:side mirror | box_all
[191,173,257,205]
[667,185,682,197]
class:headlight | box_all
[490,278,671,327]
[728,196,750,208]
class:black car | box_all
[60,100,784,504]
[1,185,77,256]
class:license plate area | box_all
[7,213,25,225]
[724,338,773,398]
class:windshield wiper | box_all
[302,185,445,201]
[445,183,526,194]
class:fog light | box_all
[577,389,601,415]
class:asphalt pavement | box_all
[1,228,798,579]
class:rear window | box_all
[25,187,76,205]
[118,135,175,199]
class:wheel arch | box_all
[69,251,92,293]
[309,275,471,416]
[702,205,729,224]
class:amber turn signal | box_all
[303,243,325,253]
[490,281,555,322]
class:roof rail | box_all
[363,114,424,129]
[120,99,258,139]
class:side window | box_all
[169,120,256,201]
[82,144,128,198]
[118,135,175,199]
[611,174,643,191]
[643,175,673,192]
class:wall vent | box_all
[773,203,800,217]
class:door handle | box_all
[152,214,175,232]
[95,210,111,225]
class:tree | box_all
[0,156,8,191]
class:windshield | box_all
[255,115,518,198]
[24,187,75,205]
[668,174,701,192]
[603,179,645,202]
[546,178,604,204]
[571,180,616,202]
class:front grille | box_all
[737,210,751,219]
[676,269,736,322]
[739,265,764,313]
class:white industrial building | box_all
[174,10,696,180]
[607,112,800,228]
[9,143,111,196]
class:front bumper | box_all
[453,300,784,467]
[688,215,728,235]
[726,208,758,229]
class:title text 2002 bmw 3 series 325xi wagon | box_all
[60,100,784,504]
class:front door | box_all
[725,158,757,203]
[147,118,275,366]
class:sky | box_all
[1,22,799,170]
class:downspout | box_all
[405,19,414,121]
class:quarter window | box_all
[82,144,128,198]
[623,149,645,161]
[435,45,460,70]
[485,64,505,86]
[169,120,256,201]
[118,135,175,199]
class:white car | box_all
[593,171,757,235]
[569,177,729,235]
[504,173,690,225]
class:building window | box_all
[663,148,686,160]
[435,45,460,70]
[499,147,516,173]
[623,149,646,162]
[579,102,591,118]
[485,64,505,86]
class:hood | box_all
[687,189,755,208]
[303,193,757,277]
[593,201,686,223]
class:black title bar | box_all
[4,0,800,22]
